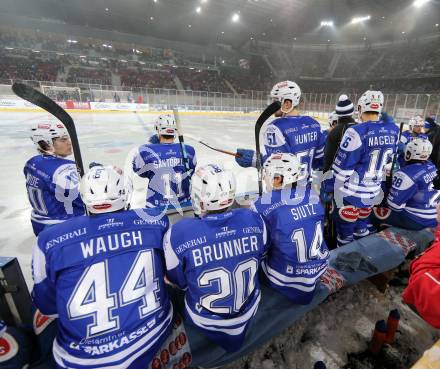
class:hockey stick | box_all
[12,83,85,178]
[255,101,282,196]
[173,108,190,172]
[183,133,240,158]
[389,122,405,179]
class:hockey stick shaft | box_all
[255,101,282,195]
[173,108,190,172]
[390,122,405,178]
[12,83,86,178]
[182,133,240,158]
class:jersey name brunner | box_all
[192,235,260,267]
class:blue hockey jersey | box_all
[398,131,428,167]
[262,115,325,178]
[132,143,196,210]
[24,155,84,233]
[163,208,267,352]
[252,184,329,304]
[32,209,173,369]
[332,119,400,208]
[387,161,439,227]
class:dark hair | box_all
[37,140,51,153]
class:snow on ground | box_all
[223,280,440,369]
[1,111,436,368]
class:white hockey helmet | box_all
[408,116,424,131]
[357,90,384,115]
[155,114,177,138]
[30,121,69,149]
[328,111,338,127]
[80,165,132,214]
[190,164,236,215]
[404,138,432,161]
[263,153,301,190]
[270,80,301,113]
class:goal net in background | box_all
[41,85,82,102]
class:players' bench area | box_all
[0,221,434,368]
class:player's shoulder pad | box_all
[341,127,362,151]
[232,207,264,224]
[393,169,415,190]
[184,144,196,155]
[126,208,170,229]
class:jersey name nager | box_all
[192,235,259,267]
[80,231,143,258]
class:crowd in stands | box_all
[119,68,176,89]
[176,68,230,93]
[66,67,112,85]
[0,27,440,95]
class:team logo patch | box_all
[339,206,360,222]
[358,208,372,219]
[33,310,55,335]
[0,333,18,363]
[373,207,391,220]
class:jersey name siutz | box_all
[192,235,259,267]
[80,231,143,258]
[290,204,318,221]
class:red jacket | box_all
[402,228,440,329]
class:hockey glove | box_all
[235,149,257,168]
[148,134,160,144]
[381,112,395,125]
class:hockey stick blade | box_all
[255,101,281,195]
[12,83,85,177]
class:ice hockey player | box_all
[322,95,356,174]
[380,138,439,230]
[32,165,173,369]
[132,114,196,211]
[163,164,267,352]
[251,153,329,304]
[397,116,427,167]
[235,81,325,180]
[323,91,400,246]
[24,121,84,236]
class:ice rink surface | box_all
[0,111,271,286]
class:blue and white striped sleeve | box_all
[31,243,58,317]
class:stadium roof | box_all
[2,0,439,47]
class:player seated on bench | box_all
[252,153,329,304]
[32,165,173,369]
[375,138,440,230]
[163,164,268,352]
